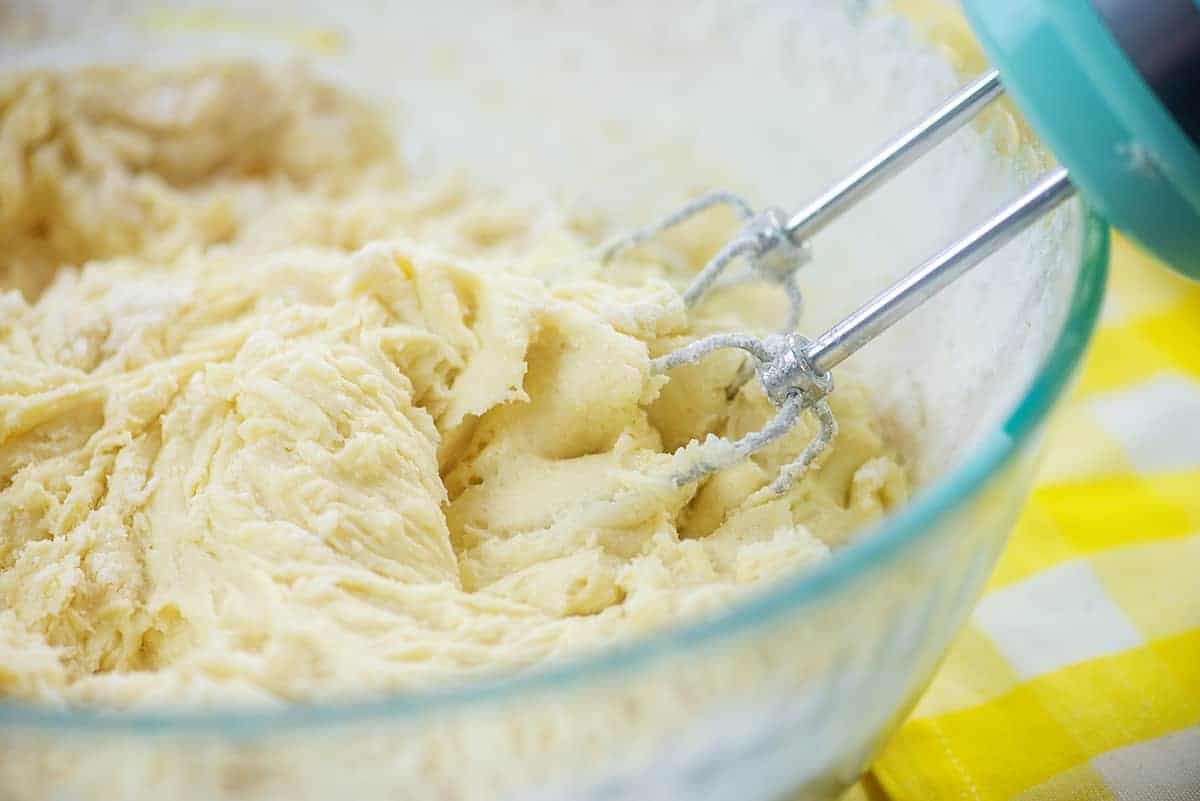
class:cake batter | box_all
[0,63,906,705]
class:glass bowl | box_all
[0,2,1108,799]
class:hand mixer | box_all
[605,0,1200,494]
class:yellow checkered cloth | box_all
[868,236,1200,801]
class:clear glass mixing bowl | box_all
[0,2,1108,799]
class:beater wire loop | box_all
[768,399,836,496]
[671,394,807,487]
[601,194,810,331]
[598,191,755,263]
[652,331,834,493]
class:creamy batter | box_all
[0,63,906,706]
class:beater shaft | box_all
[785,69,1004,242]
[805,167,1076,373]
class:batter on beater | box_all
[0,63,907,706]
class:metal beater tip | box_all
[652,332,837,495]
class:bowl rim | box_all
[0,203,1110,734]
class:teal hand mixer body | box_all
[607,0,1200,492]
